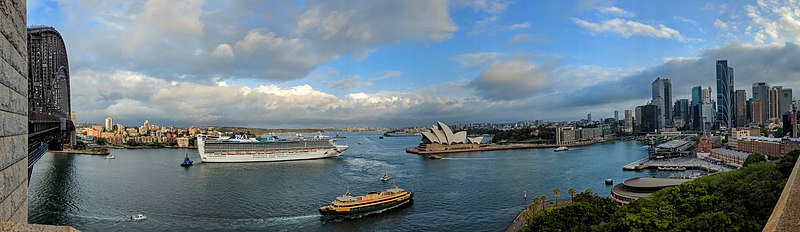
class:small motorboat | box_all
[131,214,146,221]
[379,136,384,139]
[427,155,442,160]
[105,154,115,159]
[357,142,363,145]
[604,178,613,185]
[180,153,193,167]
[554,146,569,152]
[380,175,391,182]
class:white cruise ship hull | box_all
[199,148,345,163]
[197,134,348,163]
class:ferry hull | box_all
[319,192,413,216]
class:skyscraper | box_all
[624,110,633,133]
[635,106,643,133]
[614,110,619,123]
[780,88,793,116]
[769,86,782,123]
[587,113,592,122]
[752,82,770,125]
[691,86,714,131]
[674,99,690,129]
[734,90,747,127]
[652,77,672,129]
[716,60,734,129]
[640,104,659,133]
[105,117,113,132]
[752,99,764,125]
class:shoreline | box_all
[50,150,110,155]
[406,138,615,155]
[505,200,569,232]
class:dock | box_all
[622,156,734,173]
[405,140,605,155]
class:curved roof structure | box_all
[420,121,480,145]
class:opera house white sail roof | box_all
[420,121,482,145]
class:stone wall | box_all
[0,0,28,224]
[764,158,800,231]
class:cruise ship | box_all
[197,133,348,163]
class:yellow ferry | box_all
[319,183,413,216]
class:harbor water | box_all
[29,132,696,231]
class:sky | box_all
[26,0,800,128]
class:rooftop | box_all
[712,148,750,159]
[622,177,692,189]
[739,136,782,142]
[657,140,691,149]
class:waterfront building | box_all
[691,86,714,131]
[652,77,672,128]
[698,134,712,153]
[716,60,734,129]
[710,148,749,168]
[653,140,693,157]
[418,122,483,153]
[640,104,659,133]
[735,90,747,128]
[105,117,113,132]
[611,177,692,205]
[614,111,619,123]
[729,128,760,149]
[736,136,782,159]
[624,110,633,133]
[753,82,771,125]
[556,127,576,145]
[177,137,190,148]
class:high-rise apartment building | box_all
[674,99,690,130]
[640,104,659,133]
[716,60,734,129]
[105,117,113,132]
[780,88,793,117]
[734,90,747,127]
[624,110,633,133]
[635,106,643,133]
[752,82,770,125]
[614,110,619,123]
[769,86,782,123]
[652,77,672,129]
[752,99,764,125]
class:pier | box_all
[622,156,734,173]
[405,140,606,155]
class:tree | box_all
[778,150,799,178]
[743,153,767,167]
[539,195,547,209]
[568,188,577,202]
[95,138,108,145]
[552,188,561,204]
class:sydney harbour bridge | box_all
[26,26,74,177]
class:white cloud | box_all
[454,0,510,14]
[598,6,634,17]
[714,19,730,31]
[509,33,537,44]
[211,43,234,60]
[572,18,686,41]
[510,22,530,30]
[745,0,800,44]
[453,52,505,67]
[469,58,552,100]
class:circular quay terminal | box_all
[5,1,800,231]
[611,177,691,205]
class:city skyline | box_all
[28,0,800,128]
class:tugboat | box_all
[130,214,147,221]
[604,178,613,185]
[180,153,193,167]
[554,146,569,152]
[319,183,413,217]
[380,175,391,182]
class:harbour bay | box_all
[29,132,694,231]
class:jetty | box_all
[50,149,110,155]
[622,156,733,173]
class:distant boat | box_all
[180,153,193,167]
[357,142,363,145]
[380,175,391,182]
[428,155,442,160]
[379,136,384,139]
[105,154,115,159]
[554,147,569,152]
[334,135,347,138]
[130,214,146,221]
[604,178,613,185]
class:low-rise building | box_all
[710,148,749,168]
[736,136,783,159]
[611,177,692,205]
[177,137,190,148]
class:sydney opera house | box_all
[416,122,484,154]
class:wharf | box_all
[50,150,110,155]
[622,156,734,173]
[406,140,606,155]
